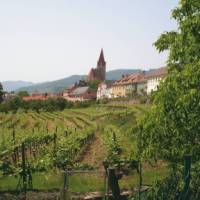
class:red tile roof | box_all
[113,73,146,86]
[146,67,167,79]
[22,96,48,101]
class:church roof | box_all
[97,49,106,66]
[88,68,95,76]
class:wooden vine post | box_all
[63,171,69,200]
[182,155,191,200]
[12,128,16,142]
[103,161,109,200]
[138,125,143,200]
[17,142,33,197]
[21,143,27,197]
[12,129,17,164]
[55,126,58,133]
[138,161,143,200]
[53,133,57,164]
[113,131,116,143]
[108,168,121,200]
[46,124,48,133]
[54,133,57,149]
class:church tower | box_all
[87,49,106,82]
[97,49,106,81]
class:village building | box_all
[87,49,106,82]
[111,72,146,98]
[3,92,16,102]
[146,67,167,94]
[65,86,96,102]
[97,80,115,100]
[22,91,48,101]
[137,76,147,95]
[63,84,77,99]
[23,91,63,101]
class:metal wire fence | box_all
[59,170,107,200]
[1,156,200,199]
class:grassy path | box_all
[80,133,107,169]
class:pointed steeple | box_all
[97,49,106,67]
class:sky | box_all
[0,0,178,83]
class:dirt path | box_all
[81,133,107,170]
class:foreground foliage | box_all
[136,0,200,199]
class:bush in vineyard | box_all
[0,97,74,112]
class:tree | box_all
[0,83,4,103]
[88,80,101,91]
[134,2,200,198]
[7,97,23,112]
[139,0,200,163]
[17,91,29,98]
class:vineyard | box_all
[1,0,200,199]
[0,104,167,197]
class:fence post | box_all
[139,161,143,200]
[21,142,27,199]
[138,125,143,200]
[182,155,191,200]
[108,168,121,200]
[103,161,109,200]
[104,170,109,200]
[63,171,68,200]
[12,129,16,143]
[53,133,57,153]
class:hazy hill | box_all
[2,81,34,92]
[15,68,154,94]
[17,75,86,94]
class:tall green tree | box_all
[17,91,29,98]
[0,82,4,103]
[139,0,200,163]
[88,80,101,90]
[134,1,200,198]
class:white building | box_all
[3,92,16,102]
[97,81,114,100]
[146,67,167,94]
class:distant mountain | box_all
[106,69,141,80]
[17,75,86,94]
[2,81,34,92]
[15,68,155,94]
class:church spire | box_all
[88,49,106,82]
[97,49,106,67]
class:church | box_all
[87,49,106,82]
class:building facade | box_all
[97,80,114,100]
[111,73,146,98]
[146,67,167,94]
[3,92,16,102]
[22,91,48,101]
[64,86,96,102]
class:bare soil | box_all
[80,134,107,170]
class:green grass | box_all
[0,172,104,193]
[120,166,169,189]
[0,175,19,191]
[0,167,169,193]
[68,173,104,193]
[0,171,63,191]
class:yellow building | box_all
[111,73,146,98]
